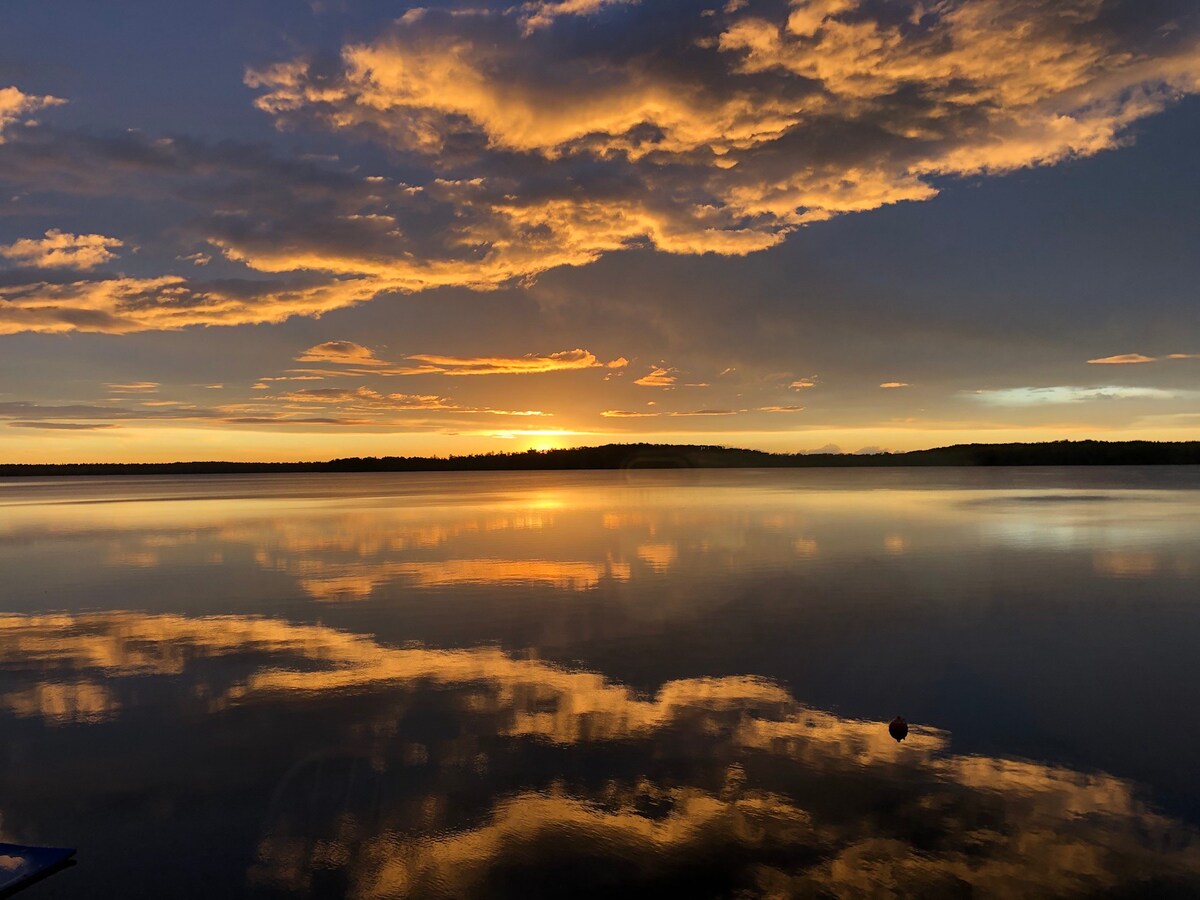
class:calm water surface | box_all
[3,468,1200,897]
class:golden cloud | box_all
[293,344,627,377]
[246,0,1200,264]
[3,3,1198,335]
[406,348,626,376]
[1089,353,1155,364]
[1089,353,1200,364]
[248,45,788,161]
[279,386,458,411]
[275,385,550,420]
[634,366,678,387]
[7,421,121,430]
[296,341,389,366]
[105,382,159,394]
[0,228,124,270]
[0,86,65,143]
[0,275,381,335]
[519,0,636,33]
[719,0,1200,186]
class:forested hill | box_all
[4,440,1200,476]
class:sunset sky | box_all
[2,0,1199,462]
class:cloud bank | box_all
[2,0,1199,333]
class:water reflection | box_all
[2,610,1200,897]
[4,474,1198,612]
[5,471,1200,895]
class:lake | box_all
[3,468,1200,897]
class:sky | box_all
[1,0,1199,462]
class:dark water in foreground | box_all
[3,468,1200,898]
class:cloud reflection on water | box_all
[2,610,1199,897]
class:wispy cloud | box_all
[297,341,390,367]
[294,343,625,377]
[0,273,381,335]
[970,386,1194,406]
[880,382,909,389]
[7,421,120,430]
[105,382,159,394]
[0,401,219,422]
[1088,353,1200,364]
[278,386,550,417]
[635,366,677,387]
[280,387,458,411]
[1087,353,1158,365]
[519,0,636,33]
[407,349,627,376]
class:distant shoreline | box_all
[4,440,1200,476]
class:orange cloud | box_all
[0,86,65,143]
[0,229,123,270]
[1089,353,1200,364]
[407,348,626,376]
[7,421,120,430]
[718,0,1200,189]
[279,387,458,411]
[296,341,389,366]
[246,0,1200,268]
[294,344,626,377]
[880,382,909,389]
[3,4,1198,338]
[635,366,678,387]
[1088,353,1157,365]
[276,386,549,419]
[519,0,636,33]
[0,275,381,335]
[105,382,159,394]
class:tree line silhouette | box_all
[4,440,1200,476]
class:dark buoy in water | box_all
[888,715,908,742]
